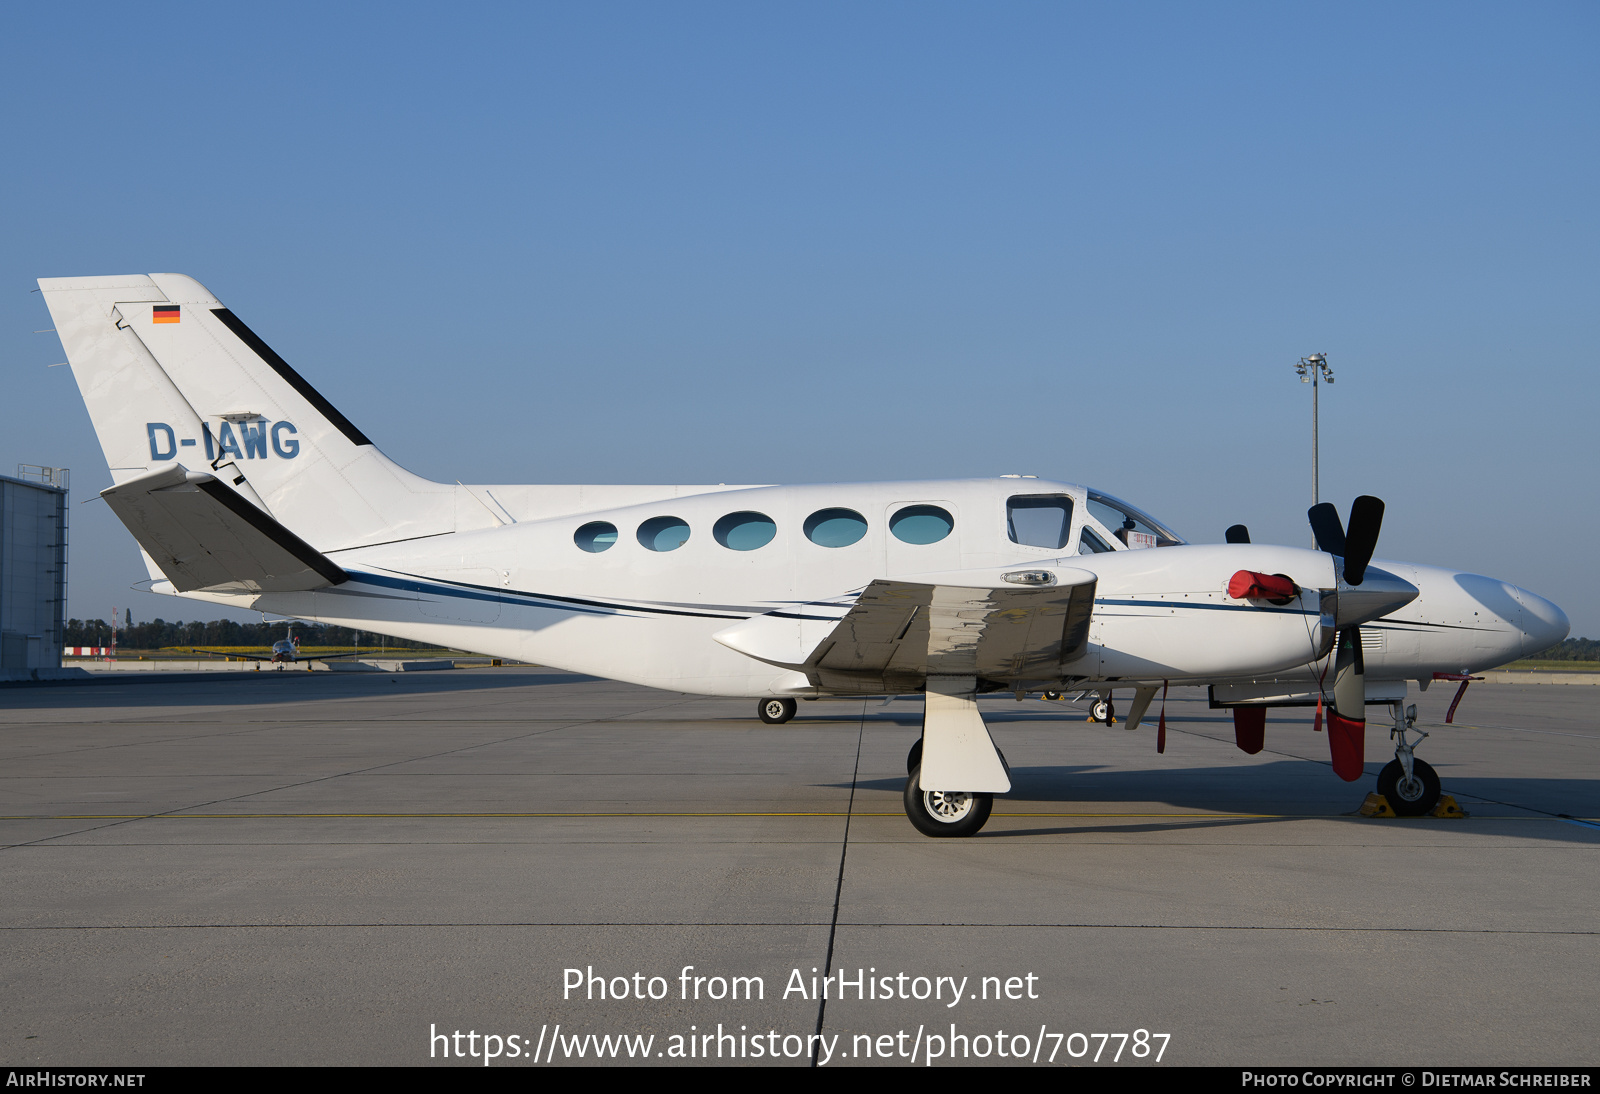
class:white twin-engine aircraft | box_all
[40,274,1570,837]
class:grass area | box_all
[68,647,469,660]
[164,646,464,657]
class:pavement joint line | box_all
[1435,721,1600,740]
[0,720,356,763]
[812,699,866,1067]
[2,922,1596,934]
[0,811,1385,819]
[2,811,1588,820]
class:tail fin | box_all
[39,273,478,552]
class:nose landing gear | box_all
[1378,701,1442,816]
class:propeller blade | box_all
[1225,524,1251,544]
[1327,626,1366,781]
[1308,503,1346,556]
[1342,495,1385,586]
[1232,706,1265,754]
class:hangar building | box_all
[0,466,68,674]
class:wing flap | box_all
[713,574,1096,691]
[101,465,347,593]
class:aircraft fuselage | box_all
[161,476,1566,698]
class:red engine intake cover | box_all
[1227,570,1299,602]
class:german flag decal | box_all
[152,305,181,324]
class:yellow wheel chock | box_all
[1359,793,1397,818]
[1358,792,1467,818]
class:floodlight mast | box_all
[1295,353,1333,547]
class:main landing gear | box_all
[1379,701,1441,816]
[907,737,1006,775]
[900,678,1011,838]
[758,697,797,724]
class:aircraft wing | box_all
[714,574,1096,692]
[174,649,384,663]
[101,465,347,594]
[169,648,279,662]
[169,649,386,663]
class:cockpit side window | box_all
[1077,526,1115,554]
[1007,495,1074,550]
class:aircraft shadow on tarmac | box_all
[856,708,1307,728]
[968,810,1600,841]
[838,759,1600,843]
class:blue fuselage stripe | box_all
[347,570,748,620]
[1094,598,1318,617]
[340,574,1340,625]
[347,571,616,616]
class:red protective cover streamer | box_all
[1157,680,1168,754]
[1327,714,1365,781]
[1226,570,1299,601]
[1232,706,1266,754]
[1313,694,1323,732]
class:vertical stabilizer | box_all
[39,274,487,551]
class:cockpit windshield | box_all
[1085,491,1185,550]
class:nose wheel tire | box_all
[1090,698,1114,723]
[903,764,994,837]
[1376,758,1441,816]
[758,698,797,724]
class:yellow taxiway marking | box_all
[3,811,1581,821]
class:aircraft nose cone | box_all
[1515,587,1570,657]
[1336,564,1419,628]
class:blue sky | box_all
[2,2,1595,635]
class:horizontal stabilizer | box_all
[101,465,347,593]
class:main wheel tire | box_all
[1091,698,1111,722]
[903,764,994,837]
[758,697,797,725]
[1042,690,1062,701]
[1376,758,1441,816]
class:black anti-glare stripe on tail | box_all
[210,308,374,448]
[194,479,349,587]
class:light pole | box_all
[1295,353,1333,506]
